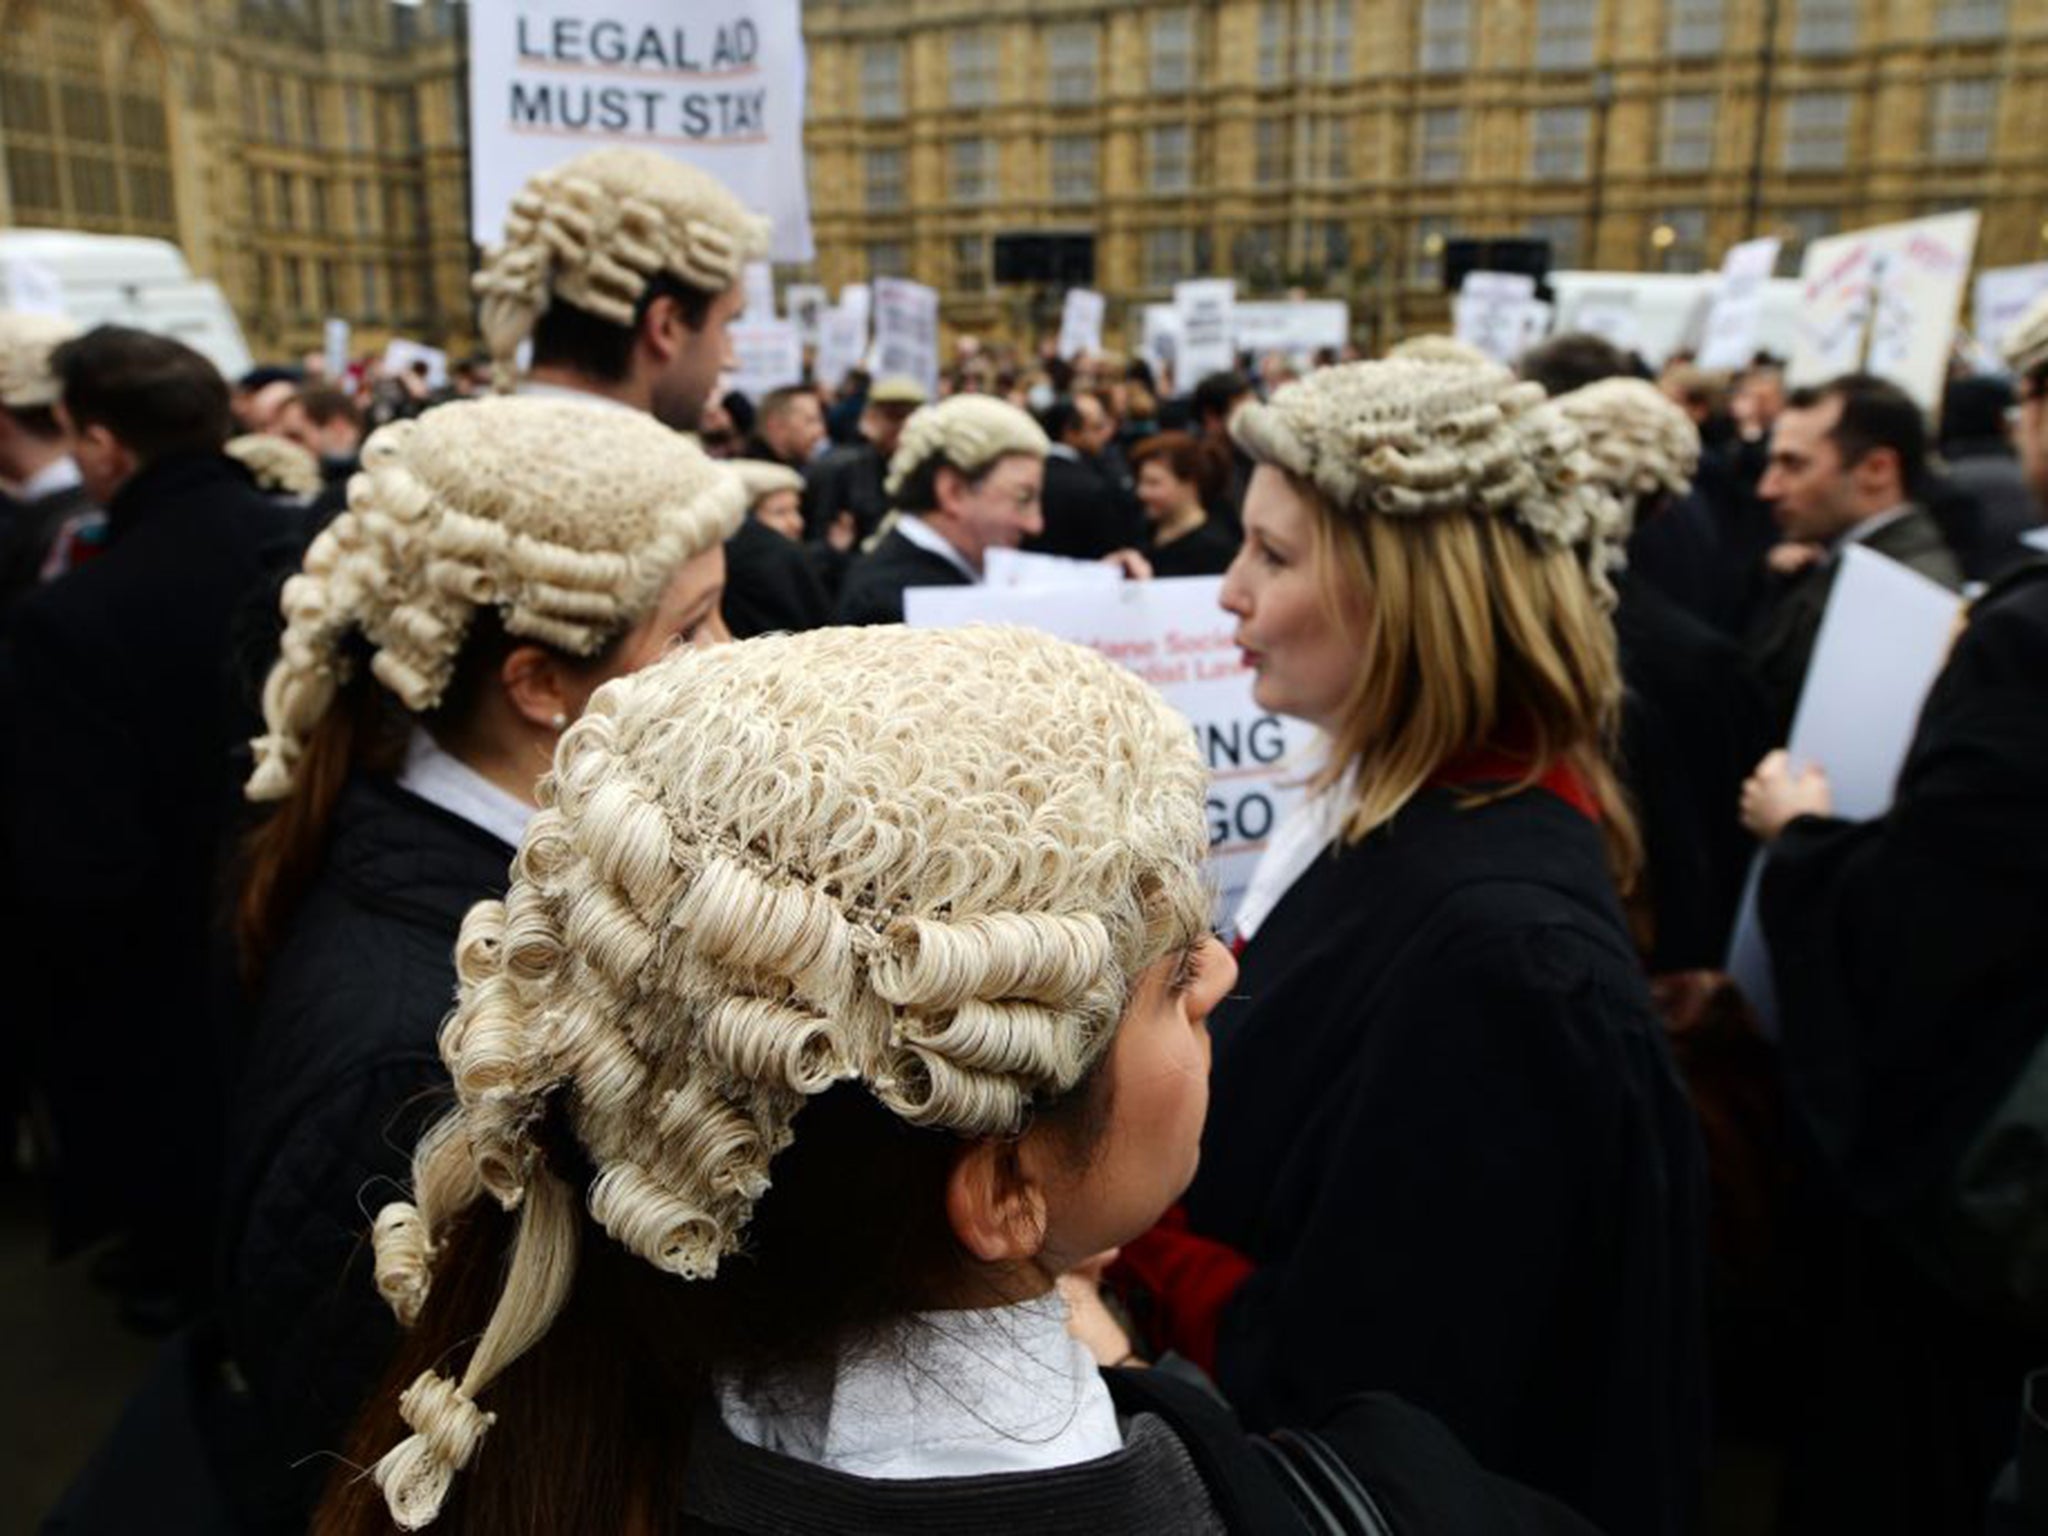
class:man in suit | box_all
[1029,393,1144,560]
[802,374,925,545]
[1746,373,1963,739]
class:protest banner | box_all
[323,317,351,379]
[1453,271,1540,364]
[1972,264,2048,364]
[742,260,776,320]
[1726,547,1965,1033]
[381,339,449,389]
[725,318,804,400]
[905,576,1317,921]
[1695,237,1782,371]
[1562,289,1641,354]
[1174,280,1238,382]
[784,282,829,345]
[3,257,67,317]
[1057,289,1106,362]
[813,306,866,393]
[982,547,1119,592]
[466,0,812,262]
[1231,301,1350,360]
[1791,212,1979,415]
[872,277,939,395]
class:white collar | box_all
[514,379,641,415]
[19,456,82,503]
[396,727,535,850]
[1047,443,1082,462]
[895,513,982,583]
[718,1292,1122,1480]
[1234,758,1353,945]
[1836,504,1914,552]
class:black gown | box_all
[1759,561,2048,1536]
[1184,783,1709,1536]
[1146,517,1238,578]
[834,526,972,626]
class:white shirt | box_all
[397,727,535,850]
[18,456,82,503]
[718,1292,1123,1480]
[1233,761,1353,945]
[1835,503,1914,554]
[894,512,983,584]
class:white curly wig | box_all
[1230,358,1629,605]
[1386,334,1492,368]
[226,433,322,499]
[473,147,771,384]
[883,395,1051,502]
[363,624,1211,1527]
[2004,290,2048,378]
[1550,376,1702,534]
[246,395,745,802]
[728,457,805,507]
[0,310,76,409]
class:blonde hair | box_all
[1233,360,1638,876]
[884,395,1051,500]
[0,309,76,409]
[364,625,1209,1528]
[246,396,744,802]
[1551,376,1702,533]
[472,147,771,387]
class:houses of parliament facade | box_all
[3,0,2045,357]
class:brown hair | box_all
[1129,430,1207,487]
[1302,480,1641,890]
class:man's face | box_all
[273,401,361,460]
[54,401,131,506]
[753,488,803,542]
[1758,398,1866,544]
[1069,396,1113,457]
[649,284,744,432]
[862,402,917,456]
[934,454,1044,571]
[766,394,825,464]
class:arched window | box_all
[0,0,178,237]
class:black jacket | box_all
[834,526,972,626]
[802,440,890,543]
[5,451,283,1264]
[721,517,832,638]
[0,478,93,625]
[1185,785,1708,1536]
[213,775,514,1529]
[1146,517,1238,579]
[1028,451,1143,561]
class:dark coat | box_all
[1028,451,1143,561]
[0,478,94,625]
[1758,562,2048,1535]
[4,451,283,1267]
[1184,785,1708,1536]
[212,775,513,1529]
[1745,506,1963,741]
[1146,517,1238,579]
[834,526,971,626]
[1938,447,2039,582]
[802,440,890,543]
[1615,574,1771,970]
[721,517,832,639]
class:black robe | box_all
[1758,561,2048,1536]
[833,526,971,626]
[1028,451,1144,561]
[1185,785,1708,1536]
[721,516,832,638]
[1146,517,1238,578]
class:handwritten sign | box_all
[1791,213,1979,414]
[1697,237,1782,372]
[873,277,939,396]
[1174,279,1238,382]
[1057,289,1106,362]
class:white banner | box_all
[4,257,67,318]
[904,576,1317,922]
[1174,279,1238,382]
[813,306,866,393]
[741,260,776,320]
[1696,238,1783,372]
[725,318,804,401]
[1231,301,1350,358]
[1568,290,1641,354]
[1453,271,1540,364]
[873,277,940,396]
[1057,289,1106,362]
[466,0,812,262]
[983,547,1119,591]
[381,339,449,389]
[323,317,351,379]
[785,282,829,345]
[1972,264,2048,366]
[1790,212,1979,415]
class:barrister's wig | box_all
[883,395,1051,503]
[245,396,745,801]
[1551,376,1702,531]
[0,310,77,409]
[728,457,805,507]
[226,433,322,499]
[1386,334,1492,368]
[472,147,771,383]
[1230,358,1627,605]
[362,624,1210,1527]
[2004,290,2048,378]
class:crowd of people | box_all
[3,142,2044,1536]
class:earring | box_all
[550,712,568,731]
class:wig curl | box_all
[1550,376,1702,534]
[883,395,1050,501]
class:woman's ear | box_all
[499,643,575,733]
[945,1140,1049,1265]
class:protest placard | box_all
[1453,271,1540,364]
[1174,280,1238,382]
[742,260,776,320]
[1972,264,2048,364]
[1231,301,1350,360]
[982,547,1119,592]
[725,318,804,400]
[873,277,939,395]
[1057,289,1106,362]
[813,306,865,393]
[3,257,67,318]
[1696,238,1782,371]
[381,339,449,389]
[905,576,1317,921]
[784,282,829,345]
[323,317,351,379]
[466,0,812,262]
[1791,213,1979,415]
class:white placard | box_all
[784,282,828,345]
[4,258,68,317]
[872,277,939,396]
[813,306,866,393]
[840,282,872,334]
[1453,272,1542,364]
[725,318,804,400]
[741,260,776,320]
[323,317,351,379]
[1174,279,1238,382]
[1058,289,1106,362]
[1139,306,1182,386]
[381,339,449,389]
[1231,301,1351,359]
[904,577,1318,921]
[1791,213,1980,415]
[466,0,812,263]
[1726,546,1966,1033]
[1566,290,1641,354]
[1973,265,2048,364]
[983,547,1120,592]
[1696,238,1783,372]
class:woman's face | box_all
[1136,460,1194,524]
[563,545,730,716]
[1030,934,1237,1271]
[1219,465,1361,734]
